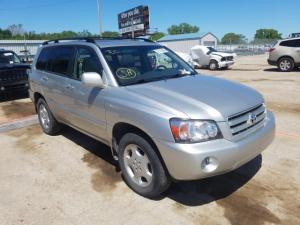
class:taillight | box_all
[269,48,275,52]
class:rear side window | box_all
[36,48,51,70]
[36,46,75,76]
[279,39,300,47]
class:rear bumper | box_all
[154,111,275,180]
[267,59,277,66]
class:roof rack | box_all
[42,37,154,45]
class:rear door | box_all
[63,45,108,141]
[36,46,76,122]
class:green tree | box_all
[0,28,12,39]
[221,33,246,44]
[101,31,119,38]
[167,23,199,35]
[150,32,165,41]
[254,29,282,40]
[7,24,24,36]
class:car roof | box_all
[95,39,159,48]
[0,49,13,52]
[279,37,300,42]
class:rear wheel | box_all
[277,57,294,72]
[209,60,218,70]
[37,98,61,135]
[118,133,171,198]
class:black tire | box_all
[36,98,61,135]
[277,57,294,72]
[118,133,171,198]
[209,60,218,70]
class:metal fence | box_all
[216,39,278,56]
[0,40,45,62]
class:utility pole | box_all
[131,18,135,38]
[96,0,102,36]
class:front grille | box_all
[228,104,266,136]
[226,56,233,61]
[0,69,28,82]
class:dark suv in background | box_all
[0,49,30,93]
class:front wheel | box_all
[277,57,294,72]
[209,60,219,70]
[118,133,171,198]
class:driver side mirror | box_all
[82,72,106,88]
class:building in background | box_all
[0,40,44,61]
[157,32,218,54]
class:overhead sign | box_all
[118,5,149,37]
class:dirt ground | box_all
[0,54,299,225]
[0,93,36,125]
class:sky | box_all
[0,0,299,39]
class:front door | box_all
[64,46,108,141]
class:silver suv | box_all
[29,38,275,197]
[268,37,300,72]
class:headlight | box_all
[169,119,222,143]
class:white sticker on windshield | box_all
[9,61,13,64]
[4,52,13,56]
[153,48,168,54]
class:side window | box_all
[50,46,75,76]
[36,48,52,71]
[280,40,298,47]
[74,47,102,80]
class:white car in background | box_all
[175,51,200,68]
[190,45,235,70]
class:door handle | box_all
[65,84,74,89]
[41,76,48,82]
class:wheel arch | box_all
[277,55,295,63]
[112,122,171,177]
[33,92,46,112]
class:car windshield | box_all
[101,45,196,86]
[0,51,21,64]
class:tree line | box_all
[0,23,282,43]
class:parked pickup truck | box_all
[190,45,235,70]
[0,49,30,93]
[29,37,275,198]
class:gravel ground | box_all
[0,54,299,225]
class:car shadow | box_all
[164,155,262,206]
[61,125,117,167]
[60,125,262,206]
[0,91,29,103]
[264,67,300,72]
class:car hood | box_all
[211,52,234,58]
[0,63,30,70]
[125,75,264,121]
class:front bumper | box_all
[0,82,29,92]
[154,111,275,180]
[219,61,234,68]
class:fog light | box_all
[201,157,218,173]
[25,83,29,87]
[0,86,5,91]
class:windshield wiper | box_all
[124,72,197,86]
